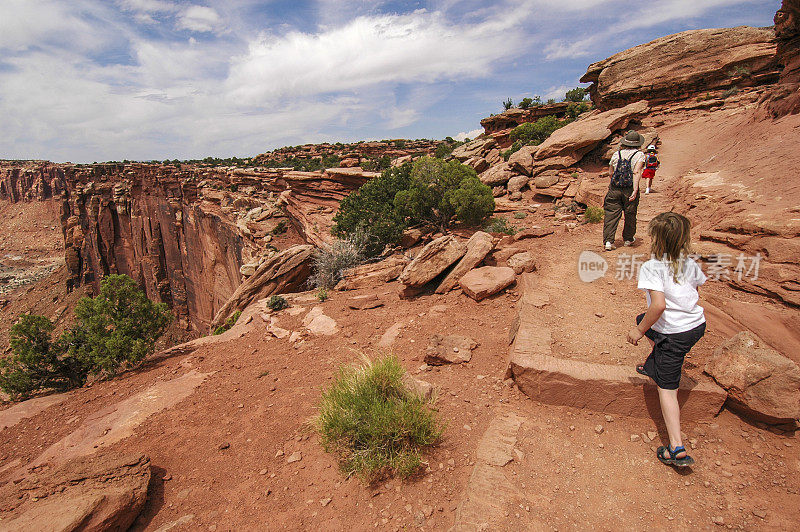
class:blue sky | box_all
[0,0,777,162]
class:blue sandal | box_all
[657,445,695,467]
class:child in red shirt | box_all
[643,145,660,194]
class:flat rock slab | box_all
[346,294,384,310]
[425,335,477,365]
[0,452,151,531]
[335,255,408,291]
[378,322,404,349]
[460,266,516,302]
[513,227,554,241]
[0,393,69,432]
[31,370,209,467]
[509,274,726,421]
[303,306,339,335]
[451,413,537,531]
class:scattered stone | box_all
[425,334,478,365]
[400,228,423,248]
[752,508,767,519]
[287,451,302,463]
[595,425,604,434]
[402,374,436,400]
[459,266,516,302]
[303,306,339,336]
[506,252,537,275]
[604,415,614,422]
[595,312,605,318]
[646,431,657,442]
[630,434,640,442]
[218,442,230,450]
[320,497,332,507]
[513,227,554,241]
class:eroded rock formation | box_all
[769,0,800,116]
[0,161,377,332]
[580,26,779,110]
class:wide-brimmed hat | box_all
[620,130,645,147]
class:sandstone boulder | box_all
[479,163,516,186]
[514,227,554,241]
[507,175,529,193]
[0,453,151,531]
[460,266,516,301]
[402,374,436,400]
[347,293,384,310]
[400,228,424,248]
[210,245,314,330]
[398,235,466,287]
[581,26,779,110]
[335,255,409,290]
[533,101,649,168]
[425,334,478,365]
[507,252,537,274]
[534,172,560,189]
[436,231,494,294]
[705,331,800,424]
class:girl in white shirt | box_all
[627,212,707,467]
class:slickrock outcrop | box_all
[480,103,571,146]
[398,235,466,288]
[210,245,314,331]
[769,0,800,116]
[0,453,151,531]
[580,26,779,110]
[705,331,800,424]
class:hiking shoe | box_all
[623,239,635,247]
[604,242,615,251]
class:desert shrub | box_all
[566,101,591,119]
[0,315,80,399]
[484,217,517,235]
[565,87,588,102]
[0,275,171,399]
[502,98,513,110]
[513,211,527,219]
[316,288,329,302]
[271,220,288,235]
[722,86,739,98]
[267,295,288,311]
[316,355,443,482]
[546,98,556,104]
[361,155,392,171]
[67,275,172,378]
[333,159,494,256]
[333,165,414,256]
[509,115,565,146]
[501,140,524,161]
[213,310,242,336]
[309,232,367,289]
[519,97,533,110]
[434,141,460,159]
[584,205,604,224]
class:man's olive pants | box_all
[602,186,639,244]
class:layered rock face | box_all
[770,0,800,116]
[253,138,443,167]
[580,26,779,110]
[479,102,573,146]
[0,161,377,332]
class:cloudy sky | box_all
[0,0,776,162]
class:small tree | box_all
[565,87,588,102]
[502,98,514,111]
[68,275,172,378]
[519,97,533,110]
[0,316,71,399]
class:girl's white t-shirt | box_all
[637,257,706,334]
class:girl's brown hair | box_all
[648,212,692,282]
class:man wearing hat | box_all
[603,130,645,251]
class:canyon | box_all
[1,2,800,530]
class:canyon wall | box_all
[0,162,376,332]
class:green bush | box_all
[513,211,527,219]
[566,101,591,119]
[213,310,242,335]
[361,155,392,171]
[0,275,171,399]
[66,275,172,378]
[502,98,513,110]
[584,205,604,224]
[316,355,443,482]
[484,217,517,235]
[316,288,329,302]
[310,232,367,289]
[509,115,566,146]
[519,97,533,110]
[267,295,288,311]
[565,87,588,102]
[333,159,494,256]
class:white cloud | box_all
[176,6,223,33]
[542,85,572,101]
[226,9,529,105]
[454,128,483,141]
